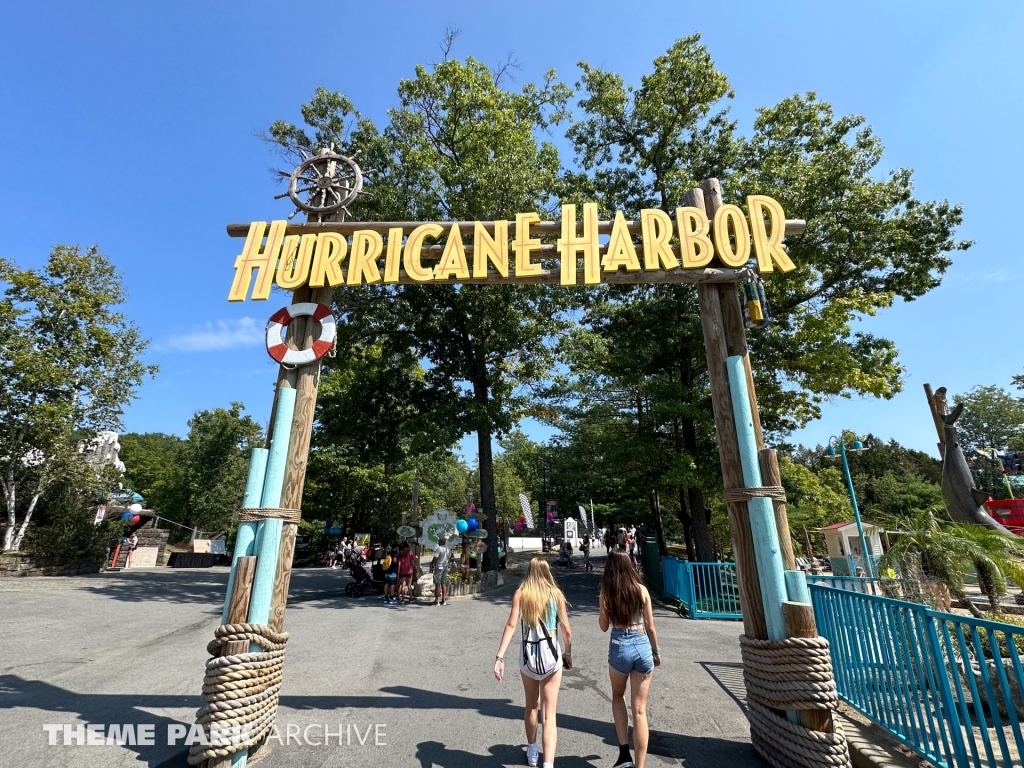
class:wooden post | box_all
[690,185,768,641]
[758,449,796,571]
[781,601,835,733]
[269,283,333,633]
[207,555,257,768]
[223,556,257,650]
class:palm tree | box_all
[878,507,1024,617]
[878,507,982,615]
[950,523,1024,613]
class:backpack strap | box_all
[538,620,559,660]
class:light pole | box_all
[826,436,875,579]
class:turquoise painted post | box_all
[725,355,788,642]
[231,387,295,768]
[260,387,296,508]
[221,448,268,623]
[785,569,811,605]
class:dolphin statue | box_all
[940,401,1018,535]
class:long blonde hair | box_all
[518,558,567,627]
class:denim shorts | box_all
[608,628,654,676]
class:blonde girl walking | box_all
[494,558,573,768]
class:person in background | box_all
[494,558,572,768]
[397,542,416,603]
[581,534,593,571]
[382,545,399,605]
[430,536,451,606]
[327,539,339,569]
[126,532,139,568]
[599,551,661,768]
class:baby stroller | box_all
[556,542,575,568]
[344,551,384,596]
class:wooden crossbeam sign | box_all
[226,200,804,300]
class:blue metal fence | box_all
[811,584,1024,768]
[660,558,742,620]
[807,574,883,594]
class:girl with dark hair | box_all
[599,551,661,768]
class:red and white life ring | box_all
[265,303,336,365]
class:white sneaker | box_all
[526,744,539,767]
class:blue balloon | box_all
[467,517,479,532]
[456,519,469,534]
[120,512,133,520]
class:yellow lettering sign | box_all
[513,213,542,278]
[435,223,471,281]
[602,211,641,273]
[558,203,600,286]
[227,195,796,299]
[473,221,508,279]
[640,209,679,271]
[404,224,443,283]
[309,232,347,288]
[676,207,713,269]
[713,204,751,268]
[747,195,795,273]
[348,231,383,286]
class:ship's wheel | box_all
[274,147,371,221]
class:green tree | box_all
[270,55,574,571]
[568,34,968,430]
[552,35,966,563]
[118,432,183,502]
[0,246,155,552]
[952,385,1024,457]
[146,404,263,535]
[778,457,852,556]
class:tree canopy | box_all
[1,246,154,552]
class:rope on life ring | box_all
[265,303,336,366]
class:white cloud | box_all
[156,317,265,352]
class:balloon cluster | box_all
[457,502,479,535]
[546,512,555,528]
[515,513,528,530]
[119,512,141,524]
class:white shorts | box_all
[518,654,562,681]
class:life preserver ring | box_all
[265,303,336,365]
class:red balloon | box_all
[131,514,141,524]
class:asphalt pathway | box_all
[0,554,764,768]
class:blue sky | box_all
[1,1,1021,462]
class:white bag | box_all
[521,621,560,677]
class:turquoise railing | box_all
[811,584,1024,768]
[807,574,882,594]
[660,557,742,620]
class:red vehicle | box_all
[984,499,1024,535]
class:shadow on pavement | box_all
[697,661,748,713]
[1,674,761,767]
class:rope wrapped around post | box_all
[186,623,289,765]
[740,635,850,768]
[723,485,787,503]
[238,507,302,525]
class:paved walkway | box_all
[0,555,763,767]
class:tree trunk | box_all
[681,416,715,562]
[476,421,499,572]
[649,490,667,557]
[11,488,42,552]
[688,486,714,562]
[2,471,15,552]
[975,561,1001,613]
[676,485,696,561]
